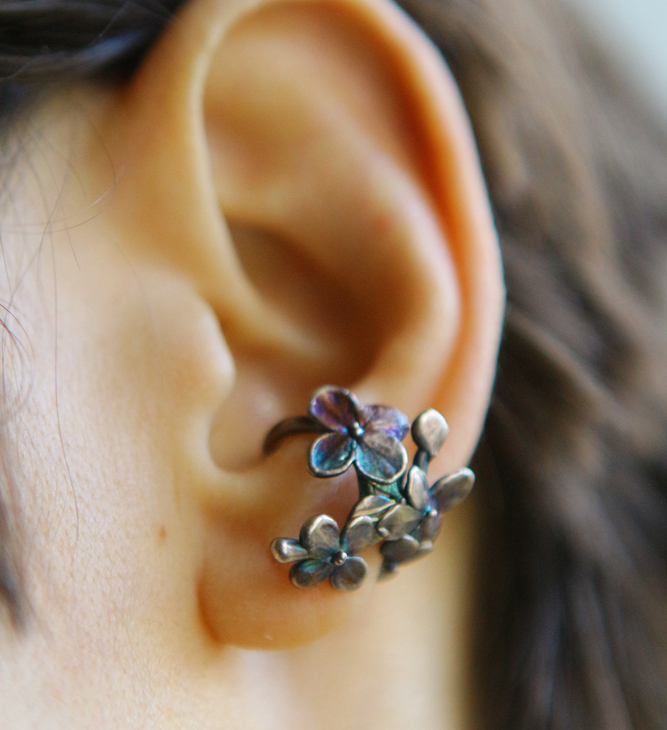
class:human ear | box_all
[92,0,504,648]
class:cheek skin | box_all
[23,228,236,609]
[0,168,238,718]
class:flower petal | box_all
[341,516,377,554]
[330,556,367,591]
[359,405,409,440]
[379,560,399,581]
[309,432,355,477]
[405,466,429,512]
[411,409,449,458]
[415,541,434,559]
[270,538,309,564]
[309,385,360,431]
[350,493,395,520]
[380,535,420,564]
[377,503,423,539]
[356,430,408,483]
[430,467,474,513]
[290,559,334,588]
[300,515,340,558]
[419,511,443,542]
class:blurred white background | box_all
[571,0,667,120]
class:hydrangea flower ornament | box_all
[272,514,378,591]
[308,386,409,484]
[265,386,475,591]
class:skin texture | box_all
[0,0,504,726]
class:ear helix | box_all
[111,0,503,649]
[265,385,474,590]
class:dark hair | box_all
[1,0,667,728]
[409,2,667,727]
[0,0,189,624]
[0,0,186,82]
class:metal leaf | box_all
[418,511,444,543]
[270,538,308,564]
[405,466,429,511]
[309,385,360,431]
[356,429,408,484]
[411,409,449,458]
[380,534,420,563]
[377,503,422,539]
[309,432,355,477]
[350,494,394,520]
[300,515,340,558]
[289,559,334,588]
[359,404,409,440]
[430,467,474,512]
[330,556,367,591]
[341,516,377,554]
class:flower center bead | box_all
[332,550,348,566]
[350,422,365,440]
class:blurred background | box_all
[571,0,667,120]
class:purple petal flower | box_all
[359,405,409,441]
[309,386,360,432]
[306,386,409,483]
[356,429,408,483]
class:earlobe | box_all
[95,0,503,648]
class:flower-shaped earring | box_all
[307,386,409,483]
[272,514,378,591]
[265,386,474,591]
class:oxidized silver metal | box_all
[265,385,474,591]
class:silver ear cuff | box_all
[264,385,474,591]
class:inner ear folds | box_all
[204,0,430,182]
[197,0,483,650]
[203,0,463,473]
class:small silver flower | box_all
[380,465,475,577]
[271,514,378,591]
